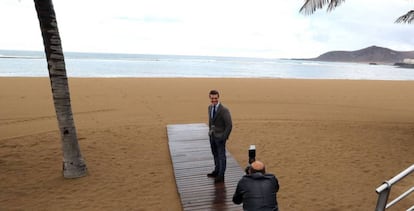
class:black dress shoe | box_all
[207,172,218,178]
[214,176,224,183]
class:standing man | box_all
[207,90,232,183]
[233,160,280,211]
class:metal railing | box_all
[375,164,414,211]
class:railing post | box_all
[375,183,391,211]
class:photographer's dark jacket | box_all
[233,172,279,211]
[208,103,232,140]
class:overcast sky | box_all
[1,0,414,58]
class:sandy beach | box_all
[0,77,413,211]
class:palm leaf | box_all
[299,0,345,15]
[395,10,414,24]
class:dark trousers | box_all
[209,137,227,177]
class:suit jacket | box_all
[208,103,232,140]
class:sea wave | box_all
[0,55,43,59]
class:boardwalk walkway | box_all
[167,123,244,211]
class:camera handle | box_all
[248,145,256,164]
[245,145,256,174]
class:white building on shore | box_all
[403,58,414,64]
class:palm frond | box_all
[300,0,345,15]
[395,10,414,24]
[327,0,344,12]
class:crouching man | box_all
[233,160,280,211]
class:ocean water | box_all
[1,49,414,80]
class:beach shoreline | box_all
[1,77,413,210]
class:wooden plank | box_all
[167,123,244,211]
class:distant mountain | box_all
[310,46,414,64]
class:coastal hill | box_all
[310,45,414,64]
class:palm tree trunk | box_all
[34,0,87,178]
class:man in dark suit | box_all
[207,90,232,183]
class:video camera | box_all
[245,145,256,174]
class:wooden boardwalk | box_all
[167,123,244,211]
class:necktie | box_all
[212,105,216,119]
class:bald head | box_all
[250,161,266,174]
